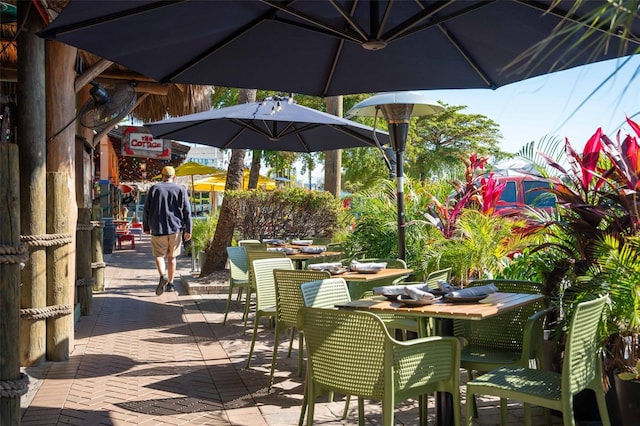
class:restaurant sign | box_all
[121,126,171,159]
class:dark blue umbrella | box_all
[144,96,390,152]
[38,1,640,98]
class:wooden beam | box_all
[93,78,169,95]
[75,58,113,93]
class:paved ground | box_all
[19,236,564,425]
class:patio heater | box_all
[348,92,443,260]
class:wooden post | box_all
[324,96,342,197]
[76,208,93,315]
[0,143,28,425]
[17,0,47,367]
[92,206,105,292]
[46,38,78,354]
[47,173,70,361]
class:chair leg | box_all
[246,313,261,368]
[268,323,281,391]
[500,398,509,425]
[466,390,476,426]
[297,332,304,377]
[222,284,235,325]
[287,328,295,358]
[242,288,253,334]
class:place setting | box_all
[373,281,499,307]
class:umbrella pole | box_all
[190,175,197,272]
[396,148,406,261]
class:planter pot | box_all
[571,374,622,426]
[198,251,207,269]
[614,374,640,426]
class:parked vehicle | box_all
[494,176,557,216]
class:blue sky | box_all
[422,54,640,154]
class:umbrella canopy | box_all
[193,171,277,192]
[173,161,226,177]
[39,1,640,97]
[144,97,390,152]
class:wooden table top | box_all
[337,292,544,320]
[286,250,343,261]
[333,268,413,282]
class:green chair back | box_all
[301,278,351,308]
[239,241,268,251]
[226,246,248,284]
[223,246,250,324]
[299,307,461,426]
[251,258,293,311]
[424,267,452,289]
[462,279,546,354]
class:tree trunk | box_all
[248,150,262,189]
[200,89,256,275]
[324,96,342,197]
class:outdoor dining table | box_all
[286,250,343,269]
[336,291,545,426]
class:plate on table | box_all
[291,239,313,246]
[397,295,442,306]
[264,239,286,246]
[300,246,326,254]
[428,288,460,297]
[283,247,300,255]
[443,294,488,303]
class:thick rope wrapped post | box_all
[21,233,73,247]
[0,243,28,265]
[76,277,95,287]
[0,373,29,399]
[20,305,73,321]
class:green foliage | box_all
[228,187,342,240]
[407,103,506,180]
[190,213,218,255]
[347,179,441,272]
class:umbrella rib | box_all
[437,23,495,88]
[220,127,248,150]
[328,125,380,148]
[231,118,276,139]
[381,0,454,43]
[162,8,291,83]
[38,1,183,37]
[385,1,490,42]
[262,0,366,43]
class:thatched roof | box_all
[0,0,213,122]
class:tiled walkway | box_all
[20,236,562,425]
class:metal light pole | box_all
[348,92,444,260]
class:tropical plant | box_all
[190,213,218,256]
[530,117,640,385]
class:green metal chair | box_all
[465,295,610,426]
[243,250,287,332]
[246,257,293,369]
[424,267,452,289]
[223,246,250,325]
[299,307,461,426]
[459,279,548,419]
[269,269,331,390]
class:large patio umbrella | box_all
[144,96,390,152]
[38,1,640,97]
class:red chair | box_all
[130,222,143,240]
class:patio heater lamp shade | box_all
[348,92,444,261]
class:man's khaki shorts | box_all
[151,233,182,258]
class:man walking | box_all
[143,166,192,295]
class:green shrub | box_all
[228,187,342,240]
